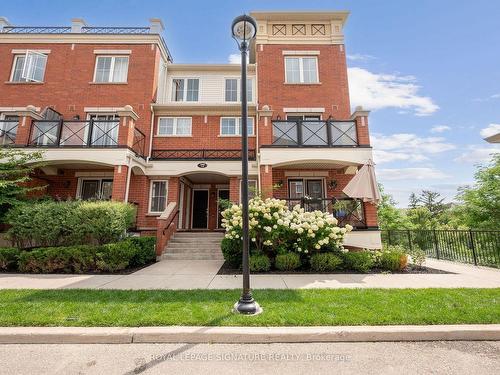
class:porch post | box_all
[111,165,128,202]
[260,164,273,199]
[363,202,379,228]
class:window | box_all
[78,179,113,200]
[157,117,192,136]
[150,180,168,213]
[171,78,199,102]
[11,51,48,82]
[94,56,129,83]
[220,117,254,136]
[240,179,258,202]
[225,79,238,102]
[285,57,318,83]
[224,78,253,102]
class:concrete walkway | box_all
[0,258,498,290]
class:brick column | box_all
[167,177,180,205]
[229,177,240,203]
[116,105,139,148]
[14,116,32,146]
[363,202,379,228]
[351,107,371,146]
[111,165,128,202]
[257,106,274,146]
[260,164,273,198]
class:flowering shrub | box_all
[221,197,352,258]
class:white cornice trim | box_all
[93,49,132,55]
[282,50,320,55]
[167,64,256,72]
[283,107,325,113]
[11,49,51,54]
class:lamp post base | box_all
[233,295,262,315]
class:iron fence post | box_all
[469,229,478,266]
[387,230,392,245]
[407,230,413,251]
[87,119,94,147]
[297,120,303,146]
[433,230,440,259]
[56,119,64,146]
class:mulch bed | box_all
[217,262,452,275]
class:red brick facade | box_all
[0,13,379,248]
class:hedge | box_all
[15,236,155,274]
[6,201,136,248]
[0,247,20,271]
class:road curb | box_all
[0,325,498,344]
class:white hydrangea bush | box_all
[221,197,352,256]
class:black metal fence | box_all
[382,229,500,268]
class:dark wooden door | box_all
[192,190,209,229]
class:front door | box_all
[217,189,230,228]
[192,190,209,229]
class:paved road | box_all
[1,341,499,374]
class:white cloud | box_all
[347,53,376,61]
[228,54,240,64]
[473,93,500,102]
[454,144,500,163]
[347,67,439,116]
[430,125,451,133]
[373,150,428,164]
[372,133,455,159]
[377,168,450,181]
[480,123,500,138]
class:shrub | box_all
[16,238,154,274]
[342,251,374,273]
[221,197,352,257]
[275,253,301,271]
[0,247,20,271]
[221,237,242,268]
[6,201,136,248]
[310,253,343,272]
[126,236,156,267]
[249,254,271,272]
[406,246,426,267]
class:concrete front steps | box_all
[161,232,224,260]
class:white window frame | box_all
[10,51,48,83]
[224,77,254,102]
[76,177,114,200]
[149,180,169,214]
[220,117,255,136]
[170,78,200,102]
[284,56,319,84]
[157,117,192,136]
[93,55,129,83]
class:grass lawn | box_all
[0,288,498,327]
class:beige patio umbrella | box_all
[342,159,381,204]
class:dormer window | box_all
[172,78,199,102]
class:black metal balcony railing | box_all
[280,197,367,229]
[271,120,358,147]
[29,119,120,148]
[0,119,19,145]
[151,149,257,161]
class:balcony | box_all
[0,119,19,145]
[279,197,367,229]
[151,149,256,161]
[270,119,359,147]
[0,119,146,158]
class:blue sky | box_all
[3,0,499,206]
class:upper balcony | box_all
[269,119,360,148]
[0,116,146,158]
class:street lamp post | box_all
[231,14,261,315]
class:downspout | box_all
[148,104,155,162]
[124,156,132,203]
[254,63,261,194]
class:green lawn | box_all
[0,289,498,327]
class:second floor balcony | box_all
[0,118,146,158]
[270,119,359,147]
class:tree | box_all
[377,185,410,230]
[454,154,500,229]
[408,192,419,209]
[0,148,45,222]
[417,190,448,216]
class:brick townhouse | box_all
[0,11,381,254]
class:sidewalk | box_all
[0,258,498,290]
